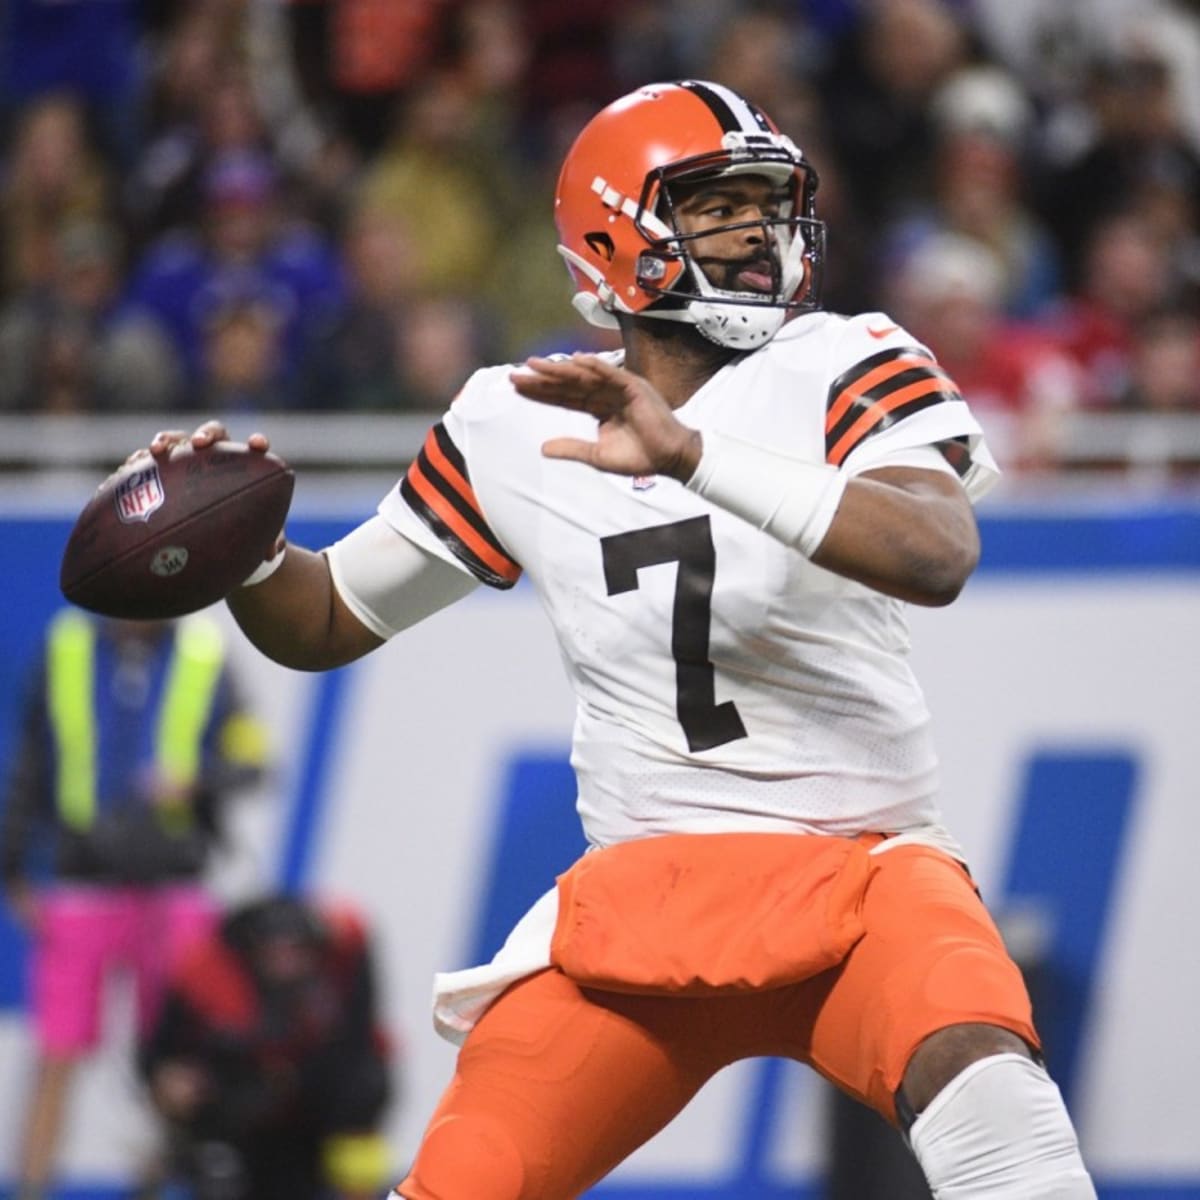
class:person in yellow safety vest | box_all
[0,608,270,1200]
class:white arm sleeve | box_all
[325,515,480,640]
[685,430,849,557]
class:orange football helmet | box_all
[555,80,825,349]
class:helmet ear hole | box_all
[584,231,615,262]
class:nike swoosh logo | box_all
[867,323,900,339]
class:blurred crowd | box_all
[1,0,1199,472]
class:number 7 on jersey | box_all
[601,516,748,753]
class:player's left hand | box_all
[511,354,702,482]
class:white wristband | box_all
[685,430,847,557]
[241,540,287,587]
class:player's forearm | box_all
[686,432,978,606]
[226,545,381,670]
[812,473,980,606]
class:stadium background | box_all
[2,1,1199,1197]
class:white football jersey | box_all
[377,311,998,849]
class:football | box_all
[60,441,294,620]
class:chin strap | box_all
[686,298,789,349]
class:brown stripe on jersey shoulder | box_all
[400,423,521,589]
[825,346,965,467]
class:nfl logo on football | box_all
[114,463,165,524]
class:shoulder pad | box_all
[824,315,963,468]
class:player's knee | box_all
[909,1053,1096,1198]
[399,1113,528,1200]
[901,1020,1033,1116]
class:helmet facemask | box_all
[631,135,826,349]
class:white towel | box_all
[432,886,558,1045]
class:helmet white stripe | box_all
[700,82,768,135]
[689,80,771,135]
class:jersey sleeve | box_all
[377,387,523,590]
[823,314,1000,501]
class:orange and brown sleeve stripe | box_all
[400,423,521,589]
[825,347,965,467]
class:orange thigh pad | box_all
[803,843,1039,1122]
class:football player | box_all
[148,81,1095,1198]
